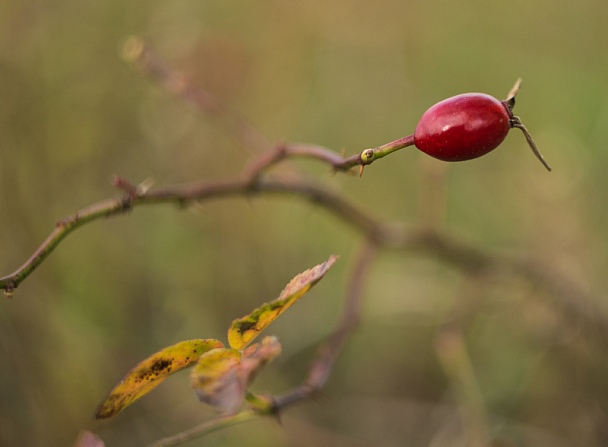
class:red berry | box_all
[414,93,511,162]
[410,81,551,171]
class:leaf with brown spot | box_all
[228,255,338,350]
[96,339,223,419]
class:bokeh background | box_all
[2,1,608,446]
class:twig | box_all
[144,411,257,447]
[272,237,379,409]
[242,139,417,182]
[241,143,356,181]
[305,238,378,390]
[2,173,606,348]
[0,174,384,294]
[0,196,133,298]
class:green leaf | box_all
[95,339,224,419]
[190,348,244,415]
[228,255,338,350]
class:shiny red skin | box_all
[414,93,512,162]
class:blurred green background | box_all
[2,0,608,446]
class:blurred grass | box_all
[2,0,608,446]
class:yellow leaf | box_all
[228,255,338,350]
[95,339,224,419]
[190,348,244,415]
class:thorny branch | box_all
[4,165,603,348]
[3,37,607,447]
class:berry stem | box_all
[359,134,416,165]
[355,134,415,175]
[510,117,552,172]
[504,79,551,171]
[375,134,416,159]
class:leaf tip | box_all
[94,399,118,420]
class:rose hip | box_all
[358,79,551,171]
[414,93,511,162]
